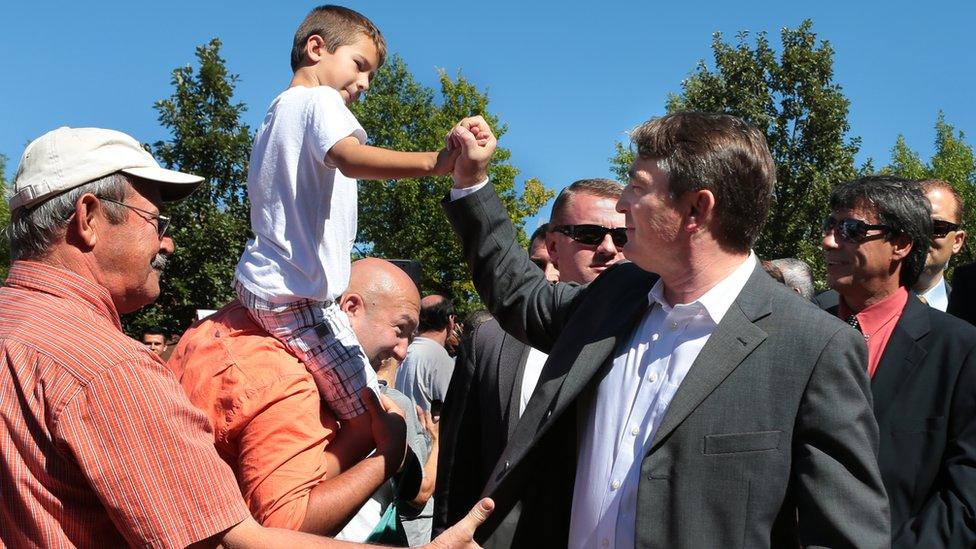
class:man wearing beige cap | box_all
[0,127,491,548]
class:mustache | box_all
[151,253,169,272]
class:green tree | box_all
[351,56,552,315]
[122,38,253,337]
[885,112,976,267]
[0,154,10,280]
[611,20,860,282]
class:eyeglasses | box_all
[932,219,961,238]
[100,198,171,239]
[822,216,894,244]
[551,224,627,247]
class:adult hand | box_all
[417,405,440,445]
[426,498,494,549]
[362,388,407,476]
[449,115,497,188]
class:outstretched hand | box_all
[426,498,494,549]
[361,388,407,475]
[447,116,497,188]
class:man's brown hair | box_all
[290,5,387,72]
[919,179,964,223]
[549,178,623,224]
[629,112,776,252]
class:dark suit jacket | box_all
[947,261,976,326]
[443,187,890,548]
[433,319,535,543]
[825,294,976,547]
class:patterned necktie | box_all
[918,294,929,306]
[847,314,862,333]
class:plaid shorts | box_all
[235,280,377,419]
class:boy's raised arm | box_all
[326,136,459,180]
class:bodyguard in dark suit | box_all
[435,181,626,540]
[442,113,889,548]
[822,176,976,547]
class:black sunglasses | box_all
[100,198,171,239]
[932,219,960,238]
[822,216,894,244]
[551,224,627,247]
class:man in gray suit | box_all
[442,112,890,548]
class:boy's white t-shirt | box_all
[236,86,366,303]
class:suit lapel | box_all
[871,295,929,421]
[651,266,771,450]
[502,339,532,439]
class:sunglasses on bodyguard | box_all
[932,219,961,238]
[822,216,895,244]
[100,198,171,239]
[551,224,628,247]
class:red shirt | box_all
[0,261,249,548]
[839,286,909,378]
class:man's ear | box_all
[69,194,102,249]
[952,230,966,255]
[683,189,716,234]
[890,233,914,262]
[339,293,365,318]
[545,232,561,270]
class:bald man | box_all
[168,258,420,536]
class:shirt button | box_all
[631,426,640,436]
[670,321,678,330]
[648,372,658,383]
[611,480,621,491]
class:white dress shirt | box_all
[920,275,949,311]
[568,253,757,549]
[519,347,549,417]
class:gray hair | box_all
[769,258,815,301]
[6,172,130,260]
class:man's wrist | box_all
[452,170,489,189]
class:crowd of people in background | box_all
[2,4,976,549]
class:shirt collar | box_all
[920,276,948,308]
[839,286,908,338]
[648,252,757,325]
[4,260,122,331]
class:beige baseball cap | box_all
[9,127,204,211]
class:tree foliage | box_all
[351,55,553,314]
[611,20,860,282]
[122,38,253,337]
[0,155,10,280]
[885,112,976,268]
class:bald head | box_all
[341,258,421,366]
[348,258,421,308]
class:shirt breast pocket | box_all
[703,430,782,455]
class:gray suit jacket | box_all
[443,186,890,548]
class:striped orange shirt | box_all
[0,261,249,548]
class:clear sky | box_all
[2,1,973,228]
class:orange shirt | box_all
[168,300,339,530]
[0,261,249,548]
[839,286,909,378]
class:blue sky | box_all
[2,1,973,229]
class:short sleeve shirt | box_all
[168,300,340,529]
[235,85,367,303]
[395,337,456,412]
[0,261,249,548]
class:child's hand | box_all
[432,145,461,176]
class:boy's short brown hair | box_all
[290,5,387,72]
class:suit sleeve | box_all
[432,333,479,536]
[443,186,583,351]
[794,326,891,548]
[947,263,976,326]
[891,342,976,548]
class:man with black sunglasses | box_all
[544,179,626,284]
[912,180,966,311]
[822,175,976,547]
